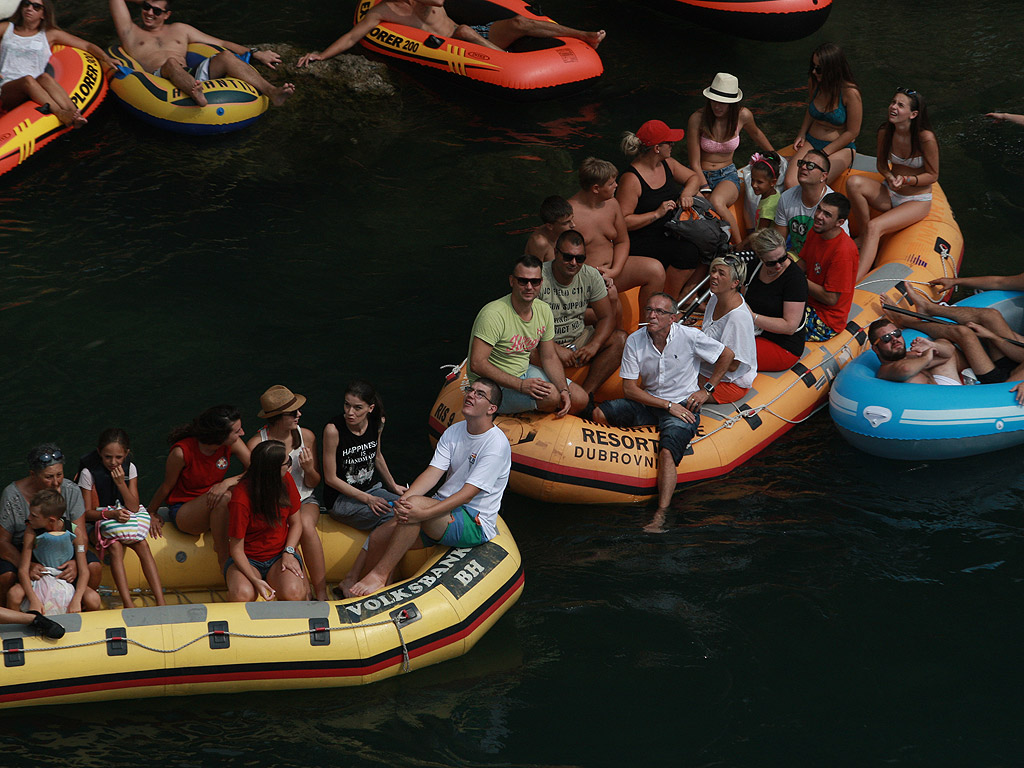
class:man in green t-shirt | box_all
[535,230,626,396]
[468,255,588,416]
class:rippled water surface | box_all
[3,0,1024,764]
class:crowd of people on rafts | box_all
[0,378,515,631]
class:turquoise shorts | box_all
[421,506,488,548]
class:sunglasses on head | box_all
[141,1,168,15]
[556,248,586,263]
[35,449,63,466]
[514,276,543,287]
[873,328,902,345]
[797,158,824,172]
[20,1,44,10]
[896,86,917,97]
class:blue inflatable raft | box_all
[829,291,1024,460]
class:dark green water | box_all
[3,0,1024,763]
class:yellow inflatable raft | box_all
[0,517,523,708]
[105,43,268,134]
[428,156,964,504]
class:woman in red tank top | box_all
[146,405,251,565]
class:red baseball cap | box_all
[637,119,685,147]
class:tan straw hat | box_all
[703,72,743,103]
[258,385,307,418]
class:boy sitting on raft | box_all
[296,0,604,67]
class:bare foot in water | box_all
[350,574,385,597]
[191,80,208,107]
[643,507,669,534]
[270,83,295,107]
[584,30,605,49]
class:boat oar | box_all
[881,302,1024,350]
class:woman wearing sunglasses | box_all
[699,256,757,403]
[617,119,704,300]
[0,0,111,127]
[845,88,939,281]
[0,443,102,605]
[745,228,807,371]
[785,42,862,189]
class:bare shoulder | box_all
[301,426,317,446]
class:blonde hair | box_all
[709,256,746,286]
[620,131,649,159]
[751,228,786,259]
[578,157,618,189]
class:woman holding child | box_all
[617,119,704,299]
[0,443,101,601]
[845,87,939,281]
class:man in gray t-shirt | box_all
[774,149,850,256]
[535,230,626,396]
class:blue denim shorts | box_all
[497,364,550,414]
[224,551,304,579]
[704,163,740,192]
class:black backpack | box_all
[663,196,730,262]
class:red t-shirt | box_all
[228,474,300,561]
[802,228,858,332]
[167,438,232,504]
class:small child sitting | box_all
[10,490,100,615]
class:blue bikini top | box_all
[808,87,846,127]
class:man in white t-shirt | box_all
[774,149,849,257]
[350,377,512,597]
[592,293,734,516]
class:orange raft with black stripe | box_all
[0,45,107,177]
[428,155,964,505]
[354,0,603,97]
[650,0,832,42]
[0,516,522,708]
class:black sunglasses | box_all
[873,328,903,345]
[514,276,543,287]
[556,248,586,263]
[141,1,168,15]
[809,64,822,74]
[797,158,824,173]
[20,1,44,10]
[762,254,788,267]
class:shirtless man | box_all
[109,0,295,108]
[296,0,604,66]
[870,319,966,385]
[525,195,574,263]
[569,157,665,316]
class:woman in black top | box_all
[616,119,704,299]
[745,228,808,370]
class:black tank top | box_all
[323,416,380,508]
[621,160,684,240]
[77,450,134,508]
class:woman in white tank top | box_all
[246,385,328,601]
[0,0,112,127]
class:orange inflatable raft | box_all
[428,155,964,505]
[354,0,603,97]
[0,45,107,177]
[651,0,832,42]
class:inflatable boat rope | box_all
[1,611,418,672]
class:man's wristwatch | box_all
[703,382,716,394]
[284,546,296,555]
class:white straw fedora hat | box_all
[703,72,743,103]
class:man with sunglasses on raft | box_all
[534,230,627,401]
[109,0,295,108]
[591,292,735,517]
[468,254,588,417]
[870,319,966,386]
[774,149,849,259]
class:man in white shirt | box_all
[350,377,512,597]
[591,293,735,515]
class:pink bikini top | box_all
[700,132,740,154]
